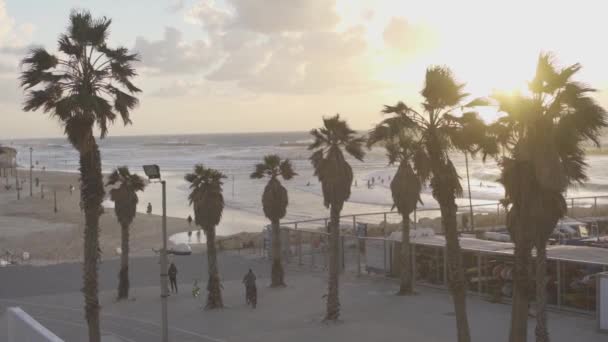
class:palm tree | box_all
[251,155,297,287]
[185,164,227,309]
[368,134,426,295]
[19,10,140,341]
[371,66,495,342]
[492,54,607,342]
[309,114,365,321]
[107,166,146,300]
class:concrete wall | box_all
[5,307,63,342]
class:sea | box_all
[3,132,608,238]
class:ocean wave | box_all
[279,139,313,147]
[46,143,69,149]
[143,141,207,147]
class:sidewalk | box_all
[3,262,605,342]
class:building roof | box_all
[409,234,608,266]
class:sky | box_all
[0,0,607,139]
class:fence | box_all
[278,195,608,237]
[265,195,608,316]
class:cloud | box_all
[179,0,377,94]
[0,0,34,103]
[167,0,186,12]
[185,0,232,32]
[134,27,219,74]
[383,17,436,55]
[207,27,374,93]
[230,0,339,33]
[0,0,34,49]
[149,79,201,97]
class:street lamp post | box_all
[465,151,474,232]
[143,164,169,342]
[29,147,33,197]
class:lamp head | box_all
[143,164,161,180]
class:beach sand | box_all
[0,169,258,265]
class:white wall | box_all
[5,307,63,342]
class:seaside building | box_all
[0,146,17,174]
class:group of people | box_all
[166,261,258,308]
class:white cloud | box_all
[0,0,34,49]
[134,27,220,75]
[176,0,377,95]
[0,0,35,103]
[185,0,232,32]
[383,17,436,55]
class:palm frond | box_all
[279,159,297,180]
[422,66,468,110]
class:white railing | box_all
[5,307,63,342]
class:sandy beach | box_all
[0,169,230,265]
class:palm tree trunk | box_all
[439,194,471,342]
[117,222,130,300]
[79,137,104,342]
[205,227,223,309]
[397,214,413,295]
[509,238,532,342]
[535,243,550,342]
[325,204,341,321]
[270,219,285,287]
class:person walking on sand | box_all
[187,215,193,226]
[146,202,152,214]
[243,269,257,308]
[168,261,178,294]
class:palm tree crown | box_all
[107,166,146,225]
[250,155,296,221]
[369,66,496,200]
[251,154,296,180]
[185,164,226,230]
[383,134,425,215]
[308,114,365,208]
[493,53,607,193]
[20,10,141,149]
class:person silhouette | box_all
[243,269,257,308]
[168,261,178,293]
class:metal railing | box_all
[277,195,608,236]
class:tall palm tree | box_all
[107,166,146,300]
[186,164,226,309]
[19,10,140,341]
[309,114,365,321]
[492,54,607,342]
[368,134,426,295]
[250,155,297,287]
[371,66,495,342]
